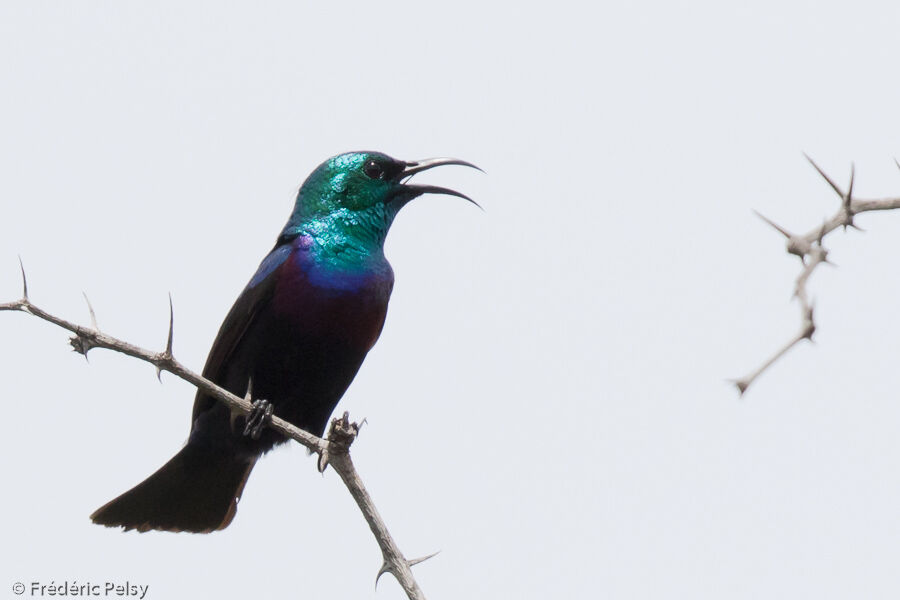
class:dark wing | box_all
[190,244,293,425]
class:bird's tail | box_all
[90,442,256,533]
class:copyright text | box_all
[12,581,148,599]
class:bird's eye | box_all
[363,159,385,180]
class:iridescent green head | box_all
[281,151,479,254]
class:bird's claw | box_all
[243,399,274,440]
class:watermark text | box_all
[12,581,148,599]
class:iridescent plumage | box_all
[90,151,478,532]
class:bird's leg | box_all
[243,399,274,440]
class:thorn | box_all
[375,562,391,589]
[156,365,163,382]
[245,377,253,402]
[732,379,749,396]
[846,163,855,204]
[82,292,99,331]
[374,550,441,589]
[317,449,330,474]
[408,550,440,567]
[17,255,28,301]
[804,154,844,197]
[753,210,793,238]
[753,211,810,259]
[894,157,900,172]
[165,293,174,356]
[842,163,856,230]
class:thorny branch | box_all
[0,263,433,600]
[734,157,900,395]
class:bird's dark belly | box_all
[251,284,388,434]
[190,265,391,459]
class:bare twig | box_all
[734,158,900,395]
[1,270,430,599]
[326,414,437,597]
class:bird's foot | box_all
[318,412,363,473]
[243,399,274,440]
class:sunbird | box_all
[91,151,478,532]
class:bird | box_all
[90,151,479,533]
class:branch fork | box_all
[735,157,900,395]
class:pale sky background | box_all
[2,2,900,599]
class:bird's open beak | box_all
[395,157,482,208]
